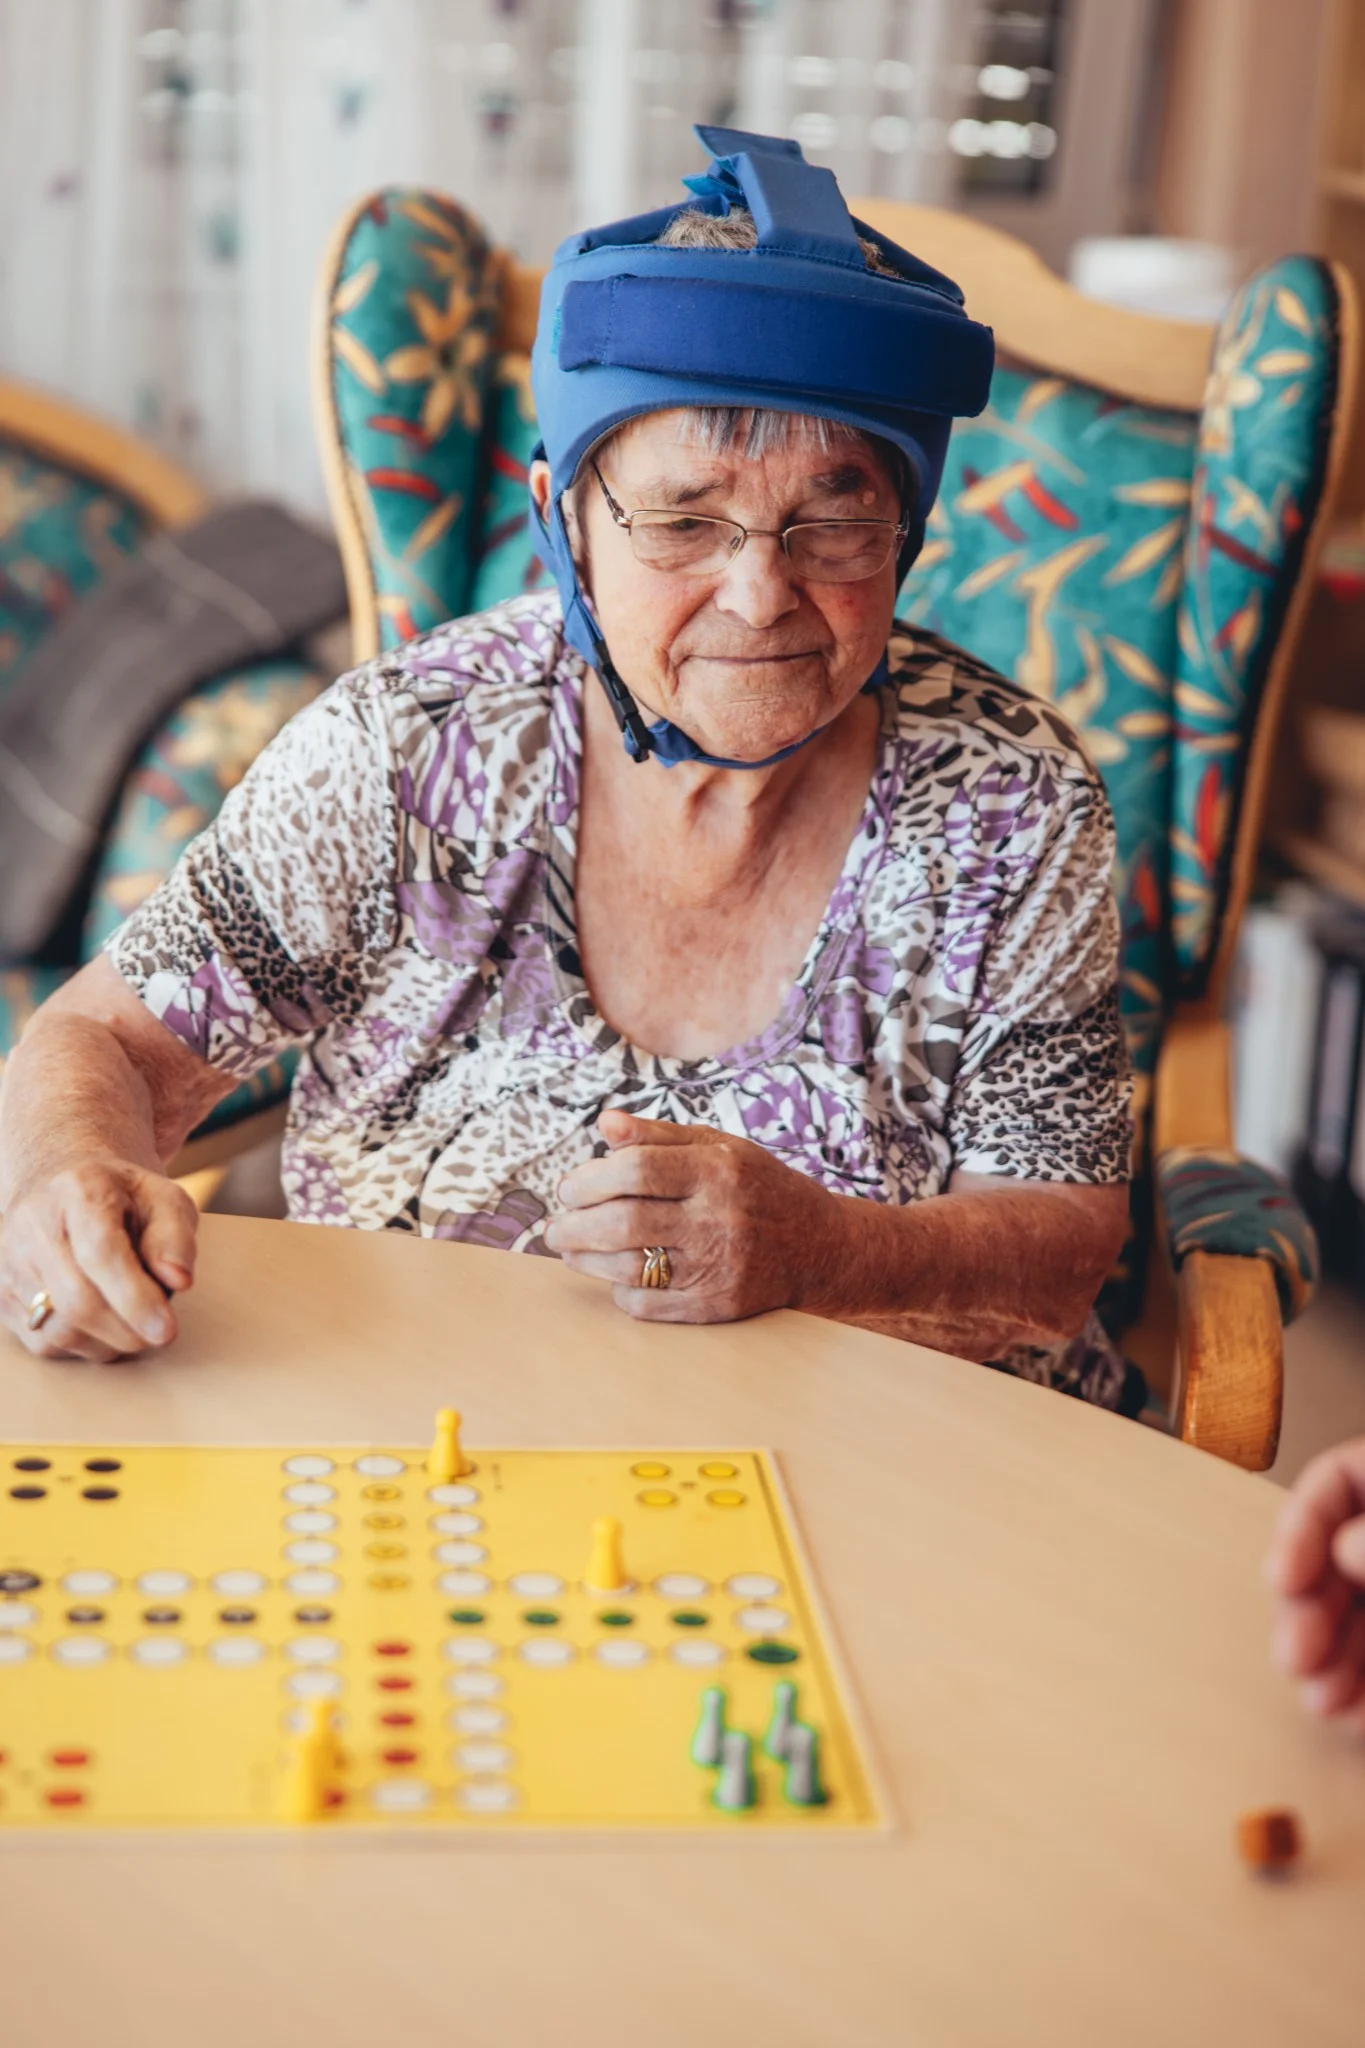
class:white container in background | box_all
[1068,237,1238,323]
[1231,887,1324,1177]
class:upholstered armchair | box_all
[0,380,325,1181]
[313,188,1356,1470]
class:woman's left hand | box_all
[545,1109,839,1322]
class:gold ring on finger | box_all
[640,1245,672,1291]
[26,1288,55,1333]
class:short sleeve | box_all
[946,778,1132,1184]
[105,679,397,1078]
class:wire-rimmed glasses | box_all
[592,463,907,584]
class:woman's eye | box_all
[663,517,705,534]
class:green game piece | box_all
[782,1722,828,1808]
[690,1685,726,1768]
[712,1728,756,1812]
[746,1641,799,1666]
[521,1609,560,1626]
[764,1679,798,1760]
[670,1610,709,1628]
[596,1610,635,1627]
[447,1608,485,1625]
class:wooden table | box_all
[1,1213,1362,2048]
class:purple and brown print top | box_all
[109,591,1133,1404]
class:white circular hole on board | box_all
[281,1705,348,1735]
[653,1573,709,1600]
[506,1572,563,1599]
[457,1778,518,1814]
[210,1569,269,1599]
[50,1636,108,1666]
[442,1636,498,1665]
[725,1573,783,1601]
[282,1482,335,1506]
[427,1484,479,1507]
[283,1455,334,1478]
[370,1779,431,1813]
[0,1601,37,1629]
[284,1668,343,1699]
[282,1510,337,1535]
[435,1570,490,1598]
[354,1455,406,1478]
[433,1541,486,1567]
[429,1512,482,1537]
[285,1635,341,1664]
[447,1670,505,1699]
[208,1636,267,1667]
[61,1569,118,1598]
[595,1638,651,1668]
[137,1570,192,1598]
[0,1636,31,1664]
[518,1638,574,1668]
[734,1606,791,1634]
[285,1569,341,1598]
[284,1540,338,1566]
[131,1637,189,1667]
[452,1741,515,1773]
[448,1705,509,1736]
[669,1638,727,1667]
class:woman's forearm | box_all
[0,1014,167,1208]
[805,1182,1128,1361]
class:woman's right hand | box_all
[1266,1437,1365,1726]
[0,1156,198,1360]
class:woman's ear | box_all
[529,459,553,524]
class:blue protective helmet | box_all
[529,124,994,767]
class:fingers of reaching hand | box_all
[65,1194,177,1348]
[1298,1604,1365,1719]
[135,1174,198,1293]
[1273,1572,1354,1679]
[1267,1445,1365,1595]
[1333,1513,1365,1580]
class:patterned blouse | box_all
[108,591,1134,1405]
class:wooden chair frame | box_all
[315,199,1359,1469]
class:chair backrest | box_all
[315,192,1355,1158]
[0,380,205,694]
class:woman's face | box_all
[531,410,903,763]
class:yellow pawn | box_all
[427,1406,473,1482]
[281,1700,336,1823]
[584,1514,632,1594]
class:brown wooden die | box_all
[1237,1809,1302,1872]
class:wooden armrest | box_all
[1153,1003,1232,1157]
[1173,1249,1282,1471]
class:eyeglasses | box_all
[591,463,908,584]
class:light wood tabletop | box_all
[1,1212,1363,2048]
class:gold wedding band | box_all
[26,1288,54,1333]
[641,1245,672,1291]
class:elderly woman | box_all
[0,128,1133,1405]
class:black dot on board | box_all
[65,1607,105,1626]
[9,1486,45,1501]
[81,1487,119,1502]
[13,1457,50,1472]
[84,1459,121,1474]
[218,1608,257,1626]
[292,1607,333,1625]
[142,1608,182,1626]
[0,1572,40,1594]
[746,1642,800,1666]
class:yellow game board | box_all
[0,1435,882,1832]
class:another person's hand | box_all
[546,1110,837,1322]
[1266,1437,1365,1727]
[0,1156,197,1360]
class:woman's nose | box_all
[712,533,801,629]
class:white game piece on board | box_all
[429,1512,483,1536]
[442,1636,498,1664]
[690,1686,726,1767]
[131,1637,188,1666]
[211,1570,268,1598]
[713,1728,756,1811]
[371,1779,431,1812]
[427,1484,480,1507]
[0,1602,36,1629]
[453,1741,515,1773]
[654,1573,709,1600]
[518,1638,573,1667]
[354,1454,406,1477]
[285,1635,341,1663]
[62,1570,118,1597]
[458,1779,518,1813]
[284,1540,338,1565]
[51,1636,107,1665]
[595,1639,650,1667]
[285,1569,340,1597]
[283,1510,337,1534]
[0,1637,31,1664]
[725,1573,782,1600]
[433,1541,486,1567]
[670,1638,726,1667]
[282,1455,334,1477]
[782,1722,827,1807]
[137,1570,192,1597]
[285,1668,343,1698]
[436,1571,490,1597]
[209,1636,266,1666]
[507,1572,563,1598]
[447,1670,505,1698]
[449,1705,508,1735]
[282,1482,335,1505]
[734,1606,791,1634]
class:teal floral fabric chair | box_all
[314,190,1353,1469]
[0,388,323,1166]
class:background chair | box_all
[0,379,327,1184]
[313,187,1357,1470]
